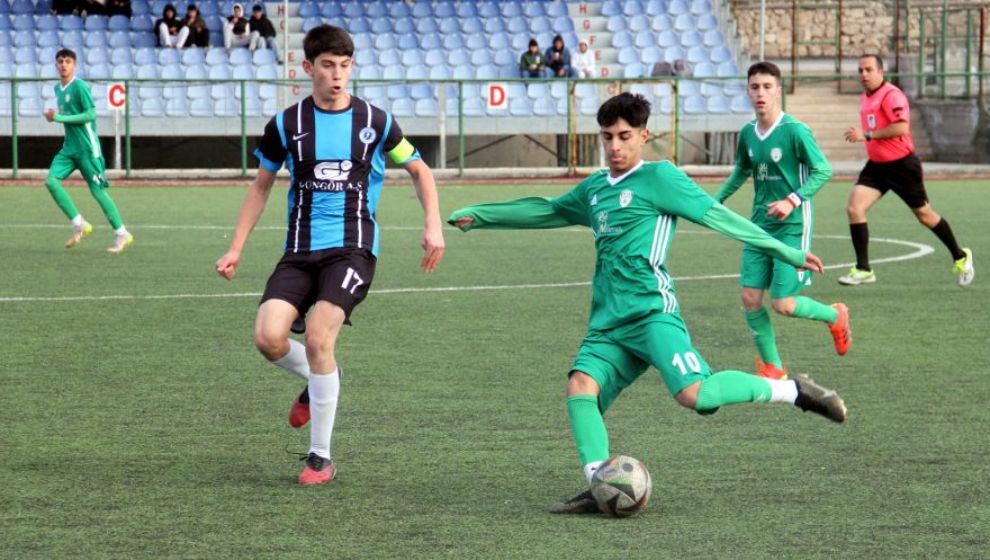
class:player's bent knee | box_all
[771,298,796,316]
[44,176,62,192]
[566,370,600,396]
[254,329,288,361]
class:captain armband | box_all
[387,138,419,165]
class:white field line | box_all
[0,233,932,303]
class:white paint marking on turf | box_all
[0,236,933,303]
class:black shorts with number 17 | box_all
[856,153,929,209]
[261,247,377,321]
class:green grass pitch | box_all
[1,178,987,558]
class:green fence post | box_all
[672,79,679,165]
[965,8,973,97]
[125,79,131,177]
[940,1,948,99]
[240,80,247,177]
[11,80,17,179]
[457,81,464,177]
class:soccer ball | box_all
[591,455,652,518]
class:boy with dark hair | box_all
[449,92,847,514]
[44,49,133,253]
[545,34,575,78]
[715,61,849,380]
[519,38,545,78]
[248,4,281,63]
[181,4,209,48]
[215,25,445,486]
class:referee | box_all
[840,54,974,287]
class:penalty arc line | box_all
[0,236,933,303]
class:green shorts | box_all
[740,231,811,299]
[48,150,109,190]
[571,314,712,413]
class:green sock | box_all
[44,175,80,221]
[90,186,123,230]
[566,395,609,467]
[695,370,774,411]
[792,296,839,324]
[744,308,781,368]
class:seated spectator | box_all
[248,4,282,63]
[651,59,693,78]
[106,0,132,17]
[573,38,595,78]
[545,34,576,78]
[52,0,81,15]
[79,0,106,16]
[519,39,545,79]
[155,3,189,48]
[224,3,252,52]
[182,4,210,48]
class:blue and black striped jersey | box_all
[255,95,421,256]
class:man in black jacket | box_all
[182,4,210,48]
[249,4,282,63]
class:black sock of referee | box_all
[929,218,966,261]
[850,222,871,271]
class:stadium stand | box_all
[0,0,747,127]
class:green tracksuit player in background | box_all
[44,48,133,253]
[449,93,848,514]
[715,62,850,380]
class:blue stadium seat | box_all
[132,0,150,15]
[434,1,455,18]
[531,97,554,116]
[681,30,703,47]
[370,18,392,34]
[165,96,190,116]
[641,46,663,65]
[646,0,668,16]
[438,17,458,35]
[0,46,10,64]
[469,49,492,66]
[475,64,497,80]
[623,62,645,78]
[493,48,515,67]
[157,48,179,66]
[547,1,569,17]
[58,28,80,47]
[617,47,637,66]
[452,64,472,80]
[243,96,262,117]
[634,30,656,49]
[456,2,477,18]
[411,1,432,18]
[462,17,483,35]
[484,18,504,34]
[36,14,57,31]
[129,46,152,66]
[10,0,34,15]
[179,48,204,66]
[85,15,108,31]
[691,0,713,15]
[526,82,548,100]
[409,82,434,101]
[353,49,374,67]
[678,79,701,96]
[378,48,400,66]
[252,48,275,67]
[553,15,574,32]
[342,2,363,18]
[628,15,649,33]
[198,2,217,16]
[107,15,130,32]
[401,49,424,67]
[205,48,228,66]
[579,96,599,116]
[367,1,388,18]
[350,33,372,50]
[397,33,418,50]
[703,29,725,47]
[389,1,410,18]
[664,46,686,63]
[140,97,164,116]
[356,64,381,80]
[60,14,84,30]
[623,0,645,17]
[87,63,112,79]
[14,45,35,64]
[374,33,397,51]
[213,97,238,117]
[500,2,521,18]
[510,34,529,52]
[711,46,733,64]
[416,18,438,35]
[19,96,42,117]
[11,13,32,31]
[651,14,673,32]
[508,97,532,116]
[108,30,130,48]
[131,32,156,48]
[611,30,633,49]
[730,94,749,113]
[697,13,718,31]
[428,65,451,81]
[86,48,109,65]
[112,63,135,79]
[414,98,438,117]
[447,49,469,67]
[317,2,341,18]
[391,98,414,117]
[531,16,552,34]
[350,17,370,33]
[716,61,739,77]
[442,34,465,51]
[190,97,212,117]
[37,29,59,47]
[669,0,689,15]
[601,0,622,17]
[0,16,10,32]
[86,31,109,48]
[674,13,696,32]
[575,83,597,99]
[232,65,257,99]
[301,17,321,33]
[681,95,704,114]
[394,17,414,35]
[505,17,526,34]
[131,14,154,32]
[687,46,709,64]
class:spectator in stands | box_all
[519,39,545,79]
[79,0,106,16]
[651,59,693,78]
[224,3,252,52]
[106,0,132,18]
[249,4,282,63]
[573,38,595,78]
[51,0,80,15]
[182,4,210,48]
[156,4,189,49]
[545,35,576,78]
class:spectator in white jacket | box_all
[573,38,596,78]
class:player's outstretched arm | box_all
[448,197,578,231]
[698,202,822,272]
[52,107,96,124]
[404,159,445,273]
[215,167,277,280]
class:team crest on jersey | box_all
[619,190,633,207]
[770,147,782,162]
[314,160,353,181]
[358,127,377,144]
[867,114,876,129]
[590,194,598,206]
[64,94,71,102]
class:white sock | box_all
[584,460,606,484]
[768,379,799,404]
[71,215,84,227]
[114,226,129,236]
[272,338,310,381]
[309,370,340,460]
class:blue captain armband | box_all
[786,192,803,207]
[254,148,282,173]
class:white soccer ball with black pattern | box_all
[591,455,652,517]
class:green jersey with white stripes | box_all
[716,113,831,235]
[551,161,714,330]
[54,77,102,159]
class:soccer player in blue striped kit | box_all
[215,25,445,485]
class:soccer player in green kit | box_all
[715,62,850,380]
[44,49,133,253]
[449,93,848,514]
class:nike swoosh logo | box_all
[292,132,309,141]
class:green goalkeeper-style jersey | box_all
[449,161,806,331]
[715,113,831,234]
[53,77,102,159]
